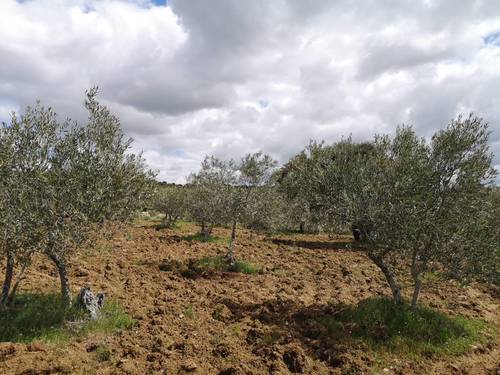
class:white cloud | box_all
[1,0,500,183]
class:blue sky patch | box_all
[151,0,167,6]
[170,148,185,157]
[483,31,500,46]
[258,99,269,108]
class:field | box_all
[0,220,498,374]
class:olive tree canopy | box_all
[0,88,156,305]
[292,114,498,307]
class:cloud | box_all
[1,0,500,183]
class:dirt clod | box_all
[283,347,307,373]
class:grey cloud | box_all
[0,0,499,183]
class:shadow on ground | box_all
[216,296,486,372]
[268,238,365,251]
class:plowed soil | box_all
[0,222,499,374]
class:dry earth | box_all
[0,222,499,374]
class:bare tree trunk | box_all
[48,253,72,306]
[0,252,14,307]
[369,254,403,304]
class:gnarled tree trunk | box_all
[369,253,403,304]
[8,262,29,306]
[47,251,72,306]
[410,255,425,309]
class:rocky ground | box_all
[0,221,498,374]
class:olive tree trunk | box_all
[411,278,422,308]
[48,252,72,306]
[0,252,14,307]
[369,253,403,304]
[7,262,28,306]
[410,255,425,309]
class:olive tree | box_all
[186,153,276,263]
[154,185,188,228]
[225,153,277,263]
[306,115,497,307]
[0,106,53,306]
[1,88,155,305]
[277,141,339,233]
[186,156,232,237]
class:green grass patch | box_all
[160,255,264,278]
[0,293,135,345]
[316,297,491,359]
[196,255,263,275]
[180,233,229,244]
[95,344,111,362]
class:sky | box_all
[1,0,500,183]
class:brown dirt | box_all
[0,222,499,374]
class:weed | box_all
[95,344,111,362]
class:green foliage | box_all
[203,255,262,274]
[317,298,490,357]
[0,88,156,304]
[153,184,188,228]
[0,293,134,344]
[284,115,498,306]
[186,153,277,239]
[230,260,264,274]
[95,344,112,362]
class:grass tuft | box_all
[317,297,491,358]
[95,344,111,362]
[0,293,135,345]
[230,260,263,275]
[196,255,263,275]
